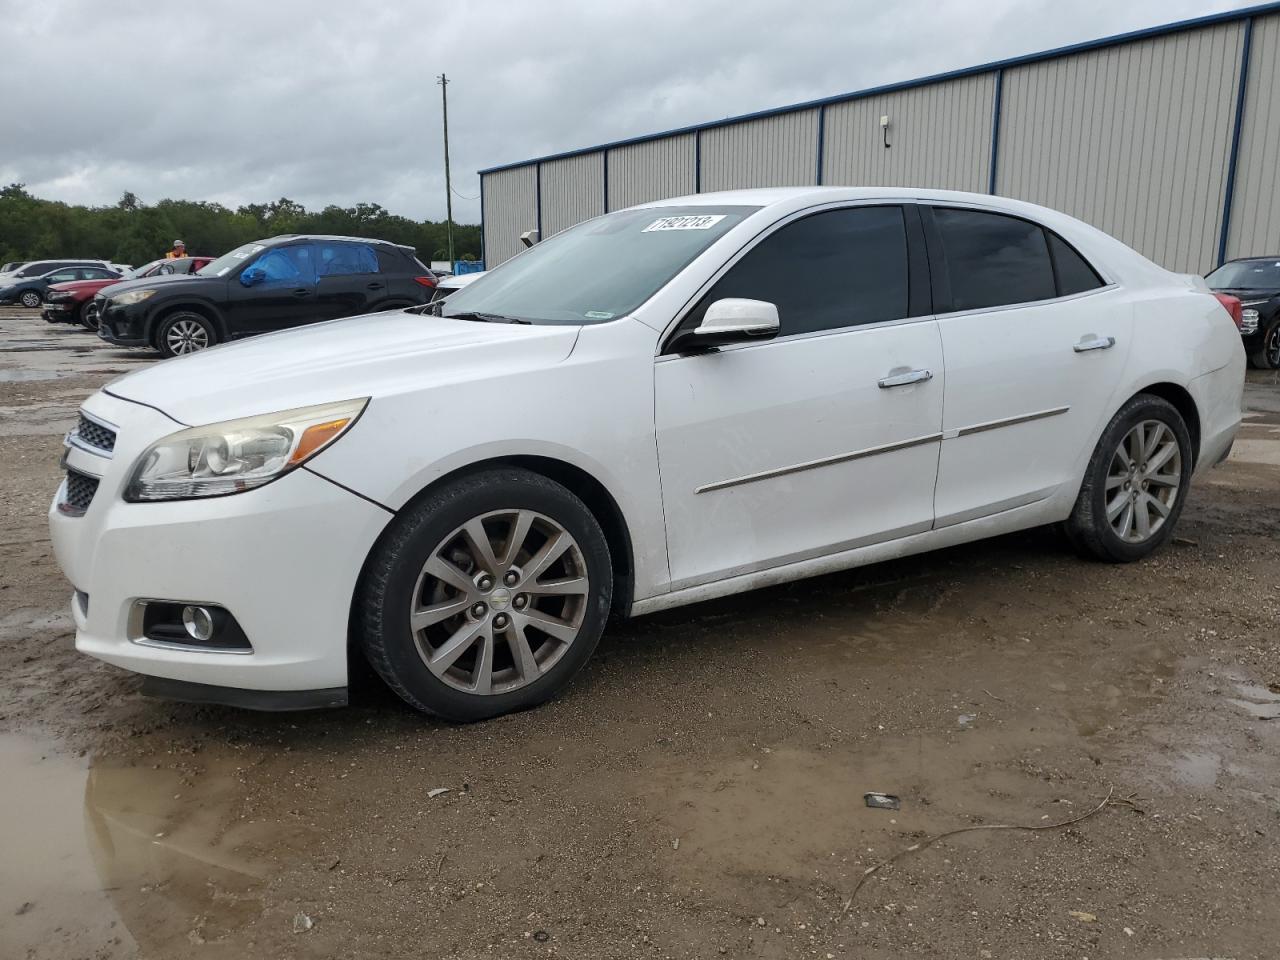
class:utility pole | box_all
[437,73,455,268]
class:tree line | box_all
[0,184,482,267]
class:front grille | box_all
[61,470,100,515]
[76,414,116,453]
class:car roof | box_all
[264,234,408,248]
[1223,255,1280,264]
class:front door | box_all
[225,242,320,335]
[654,204,944,590]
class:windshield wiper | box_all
[446,311,531,325]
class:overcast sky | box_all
[0,0,1256,224]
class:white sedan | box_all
[50,188,1244,720]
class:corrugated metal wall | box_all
[1226,13,1280,259]
[481,8,1277,273]
[540,152,605,240]
[823,73,995,192]
[607,134,697,211]
[481,165,537,269]
[699,110,819,192]
[996,22,1245,273]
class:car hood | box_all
[106,309,583,425]
[50,278,119,294]
[99,273,212,297]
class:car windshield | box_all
[442,205,758,325]
[199,242,267,277]
[1206,259,1280,290]
[126,259,166,279]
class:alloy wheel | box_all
[20,291,41,308]
[410,509,589,696]
[1267,324,1280,369]
[165,318,210,354]
[82,301,100,330]
[1105,419,1182,543]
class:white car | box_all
[49,187,1244,720]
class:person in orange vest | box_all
[165,240,187,259]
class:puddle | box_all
[1226,679,1280,720]
[0,369,68,382]
[0,733,287,957]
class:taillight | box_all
[413,276,437,289]
[1212,292,1243,331]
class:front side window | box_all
[443,205,756,325]
[17,262,55,277]
[682,206,910,338]
[318,242,380,277]
[934,208,1056,311]
[46,270,79,283]
[251,244,317,285]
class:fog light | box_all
[182,605,215,642]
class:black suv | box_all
[95,235,437,357]
[1206,256,1280,369]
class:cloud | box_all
[0,0,1253,222]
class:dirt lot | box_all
[1,307,1278,960]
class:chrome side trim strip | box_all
[695,432,943,494]
[954,405,1070,437]
[693,406,1070,495]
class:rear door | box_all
[654,204,944,589]
[315,241,384,319]
[925,205,1132,527]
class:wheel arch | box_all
[148,300,226,346]
[1126,380,1201,466]
[346,454,637,685]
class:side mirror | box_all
[670,298,780,353]
[240,266,265,287]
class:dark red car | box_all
[42,256,213,329]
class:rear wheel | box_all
[156,311,216,357]
[358,469,612,721]
[1247,319,1280,370]
[1064,394,1193,562]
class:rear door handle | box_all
[878,368,933,388]
[367,282,385,290]
[1073,335,1115,352]
[292,288,311,297]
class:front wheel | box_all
[358,469,613,721]
[156,311,217,358]
[19,290,42,308]
[1064,394,1193,562]
[1247,319,1280,370]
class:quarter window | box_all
[686,206,910,337]
[934,208,1056,311]
[1047,232,1104,296]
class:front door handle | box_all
[878,368,933,388]
[366,282,385,290]
[292,288,311,297]
[1073,335,1115,353]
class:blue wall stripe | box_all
[1217,17,1255,267]
[535,163,542,237]
[602,149,609,213]
[694,130,702,193]
[478,175,485,265]
[988,68,1004,195]
[478,2,1280,176]
[815,105,826,185]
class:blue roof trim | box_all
[479,1,1280,176]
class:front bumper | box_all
[49,390,391,697]
[42,300,77,322]
[96,298,151,347]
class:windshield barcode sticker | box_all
[642,215,727,232]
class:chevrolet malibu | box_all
[50,188,1244,721]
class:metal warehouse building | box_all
[479,3,1280,275]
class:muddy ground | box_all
[1,306,1278,960]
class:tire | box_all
[19,290,42,308]
[1064,394,1194,563]
[79,300,100,331]
[1247,318,1280,370]
[358,469,613,721]
[156,311,216,358]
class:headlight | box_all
[113,288,157,305]
[124,398,368,502]
[1241,308,1259,335]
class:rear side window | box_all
[318,242,380,277]
[686,206,910,337]
[934,209,1055,311]
[82,268,115,280]
[1047,232,1104,295]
